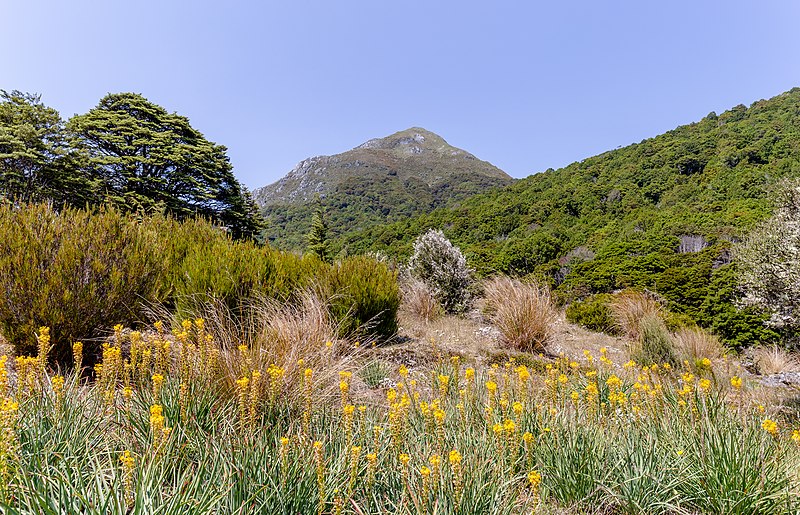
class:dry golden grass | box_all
[399,277,442,323]
[752,345,800,375]
[673,326,727,362]
[609,290,662,340]
[174,291,359,402]
[0,331,12,356]
[483,276,557,352]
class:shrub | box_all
[171,233,275,319]
[483,276,557,352]
[629,313,678,366]
[565,294,616,334]
[736,178,800,329]
[325,255,400,338]
[408,229,473,314]
[609,290,663,340]
[0,203,401,366]
[0,203,167,363]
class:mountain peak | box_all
[354,127,459,155]
[254,128,513,248]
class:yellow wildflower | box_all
[762,418,778,436]
[730,376,743,390]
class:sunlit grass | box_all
[0,324,797,514]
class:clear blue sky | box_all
[3,1,799,189]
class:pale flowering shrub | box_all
[407,229,473,314]
[736,179,800,330]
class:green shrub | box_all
[325,255,400,338]
[0,203,167,363]
[565,294,616,334]
[171,234,274,319]
[266,250,325,301]
[662,311,696,332]
[0,203,401,365]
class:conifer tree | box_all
[68,93,263,239]
[307,205,329,262]
[0,90,95,206]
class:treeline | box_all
[0,91,262,239]
[338,89,800,347]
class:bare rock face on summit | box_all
[253,128,512,249]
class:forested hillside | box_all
[340,89,800,347]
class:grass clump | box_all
[673,326,726,363]
[630,313,679,366]
[483,276,557,352]
[609,289,663,340]
[752,345,800,375]
[399,277,442,323]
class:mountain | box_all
[253,128,513,249]
[340,88,800,348]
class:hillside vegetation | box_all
[254,128,513,249]
[341,89,800,347]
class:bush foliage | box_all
[325,255,399,338]
[0,203,400,364]
[0,203,167,363]
[408,229,472,314]
[565,294,616,334]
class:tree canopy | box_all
[68,93,263,239]
[0,90,95,206]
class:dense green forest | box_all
[335,89,800,347]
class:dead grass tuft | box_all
[174,290,359,404]
[673,326,727,362]
[609,290,662,340]
[483,276,557,352]
[399,277,442,323]
[752,345,800,375]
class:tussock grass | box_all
[173,291,360,405]
[483,276,557,352]
[399,278,442,323]
[609,290,662,340]
[753,345,800,375]
[673,326,727,363]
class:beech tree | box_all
[68,93,263,239]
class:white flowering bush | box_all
[736,179,800,329]
[407,229,473,314]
